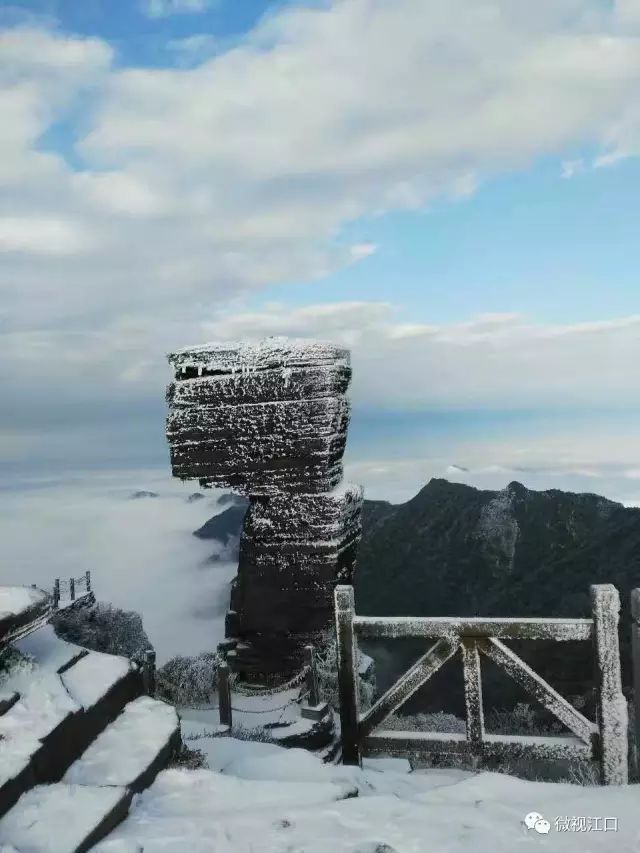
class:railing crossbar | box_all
[358,637,459,739]
[354,615,593,641]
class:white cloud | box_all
[345,422,640,504]
[614,0,640,33]
[1,4,640,462]
[166,34,219,66]
[0,26,112,79]
[0,215,97,255]
[141,0,216,19]
[71,171,170,217]
[0,471,235,662]
[201,303,640,410]
[349,243,378,262]
[3,6,640,335]
[561,158,585,178]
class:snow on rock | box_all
[15,624,84,673]
[168,337,350,375]
[244,485,363,546]
[60,650,132,708]
[166,398,348,495]
[0,783,128,853]
[231,484,363,676]
[165,338,352,495]
[0,628,138,791]
[0,668,76,741]
[0,628,94,789]
[64,696,179,788]
[474,486,519,571]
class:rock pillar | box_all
[166,337,363,682]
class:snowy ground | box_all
[95,736,640,852]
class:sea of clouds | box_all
[2,443,639,668]
[0,469,236,663]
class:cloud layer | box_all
[2,4,640,336]
[204,304,640,410]
[0,471,236,662]
[1,1,640,480]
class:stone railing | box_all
[335,583,628,785]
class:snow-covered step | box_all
[60,652,133,710]
[17,626,88,675]
[0,783,133,853]
[0,633,144,818]
[0,667,79,794]
[64,696,180,793]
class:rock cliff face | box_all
[166,337,363,682]
[355,478,633,621]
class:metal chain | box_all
[156,675,308,715]
[229,665,310,696]
[230,702,292,714]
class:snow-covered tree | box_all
[52,602,153,662]
[157,651,222,706]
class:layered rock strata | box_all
[166,339,351,495]
[166,338,362,681]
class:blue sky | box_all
[262,155,640,324]
[1,0,640,503]
[1,1,279,51]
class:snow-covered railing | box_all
[335,584,628,785]
[52,571,93,609]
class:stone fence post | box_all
[218,662,232,728]
[335,585,361,766]
[305,645,320,706]
[591,584,628,785]
[142,649,156,696]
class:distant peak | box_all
[506,481,527,496]
[129,490,158,500]
[409,478,476,502]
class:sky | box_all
[1,0,640,507]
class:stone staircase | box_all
[0,624,180,852]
